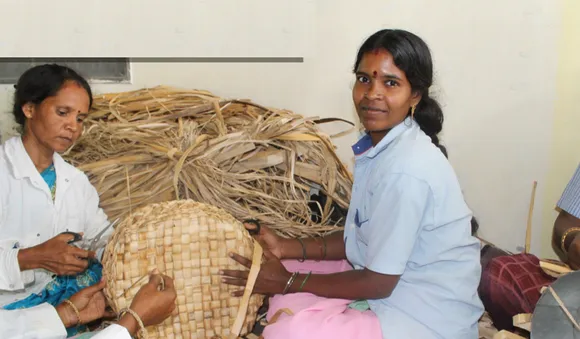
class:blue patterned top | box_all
[40,163,57,201]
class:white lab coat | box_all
[0,136,111,306]
[0,303,131,339]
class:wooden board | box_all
[513,313,532,332]
[493,330,526,339]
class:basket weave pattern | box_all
[102,200,264,338]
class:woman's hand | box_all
[246,223,346,261]
[56,279,113,328]
[244,222,286,259]
[18,233,95,276]
[117,270,177,335]
[221,249,292,297]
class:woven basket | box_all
[102,200,265,339]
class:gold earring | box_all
[411,105,416,119]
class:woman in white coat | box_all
[1,270,177,339]
[0,64,111,307]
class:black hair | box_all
[12,64,93,127]
[353,29,445,149]
[471,216,479,236]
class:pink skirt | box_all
[262,260,383,339]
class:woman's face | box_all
[23,81,90,153]
[352,49,421,134]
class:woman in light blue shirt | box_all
[222,29,484,339]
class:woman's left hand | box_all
[56,279,114,327]
[221,249,292,297]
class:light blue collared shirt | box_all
[344,118,484,339]
[558,163,580,218]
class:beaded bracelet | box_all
[120,308,148,339]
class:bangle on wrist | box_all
[314,237,322,262]
[298,271,312,292]
[561,227,580,252]
[282,272,299,295]
[120,307,148,338]
[62,299,81,326]
[296,238,306,262]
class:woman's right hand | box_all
[17,233,95,276]
[244,222,286,259]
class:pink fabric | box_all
[263,260,383,339]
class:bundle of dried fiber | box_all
[63,86,353,238]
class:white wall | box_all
[0,0,565,254]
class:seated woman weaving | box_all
[0,64,111,329]
[221,29,484,339]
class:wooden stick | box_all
[548,285,580,330]
[525,181,538,253]
[540,260,573,274]
[230,241,264,338]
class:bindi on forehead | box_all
[372,71,378,78]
